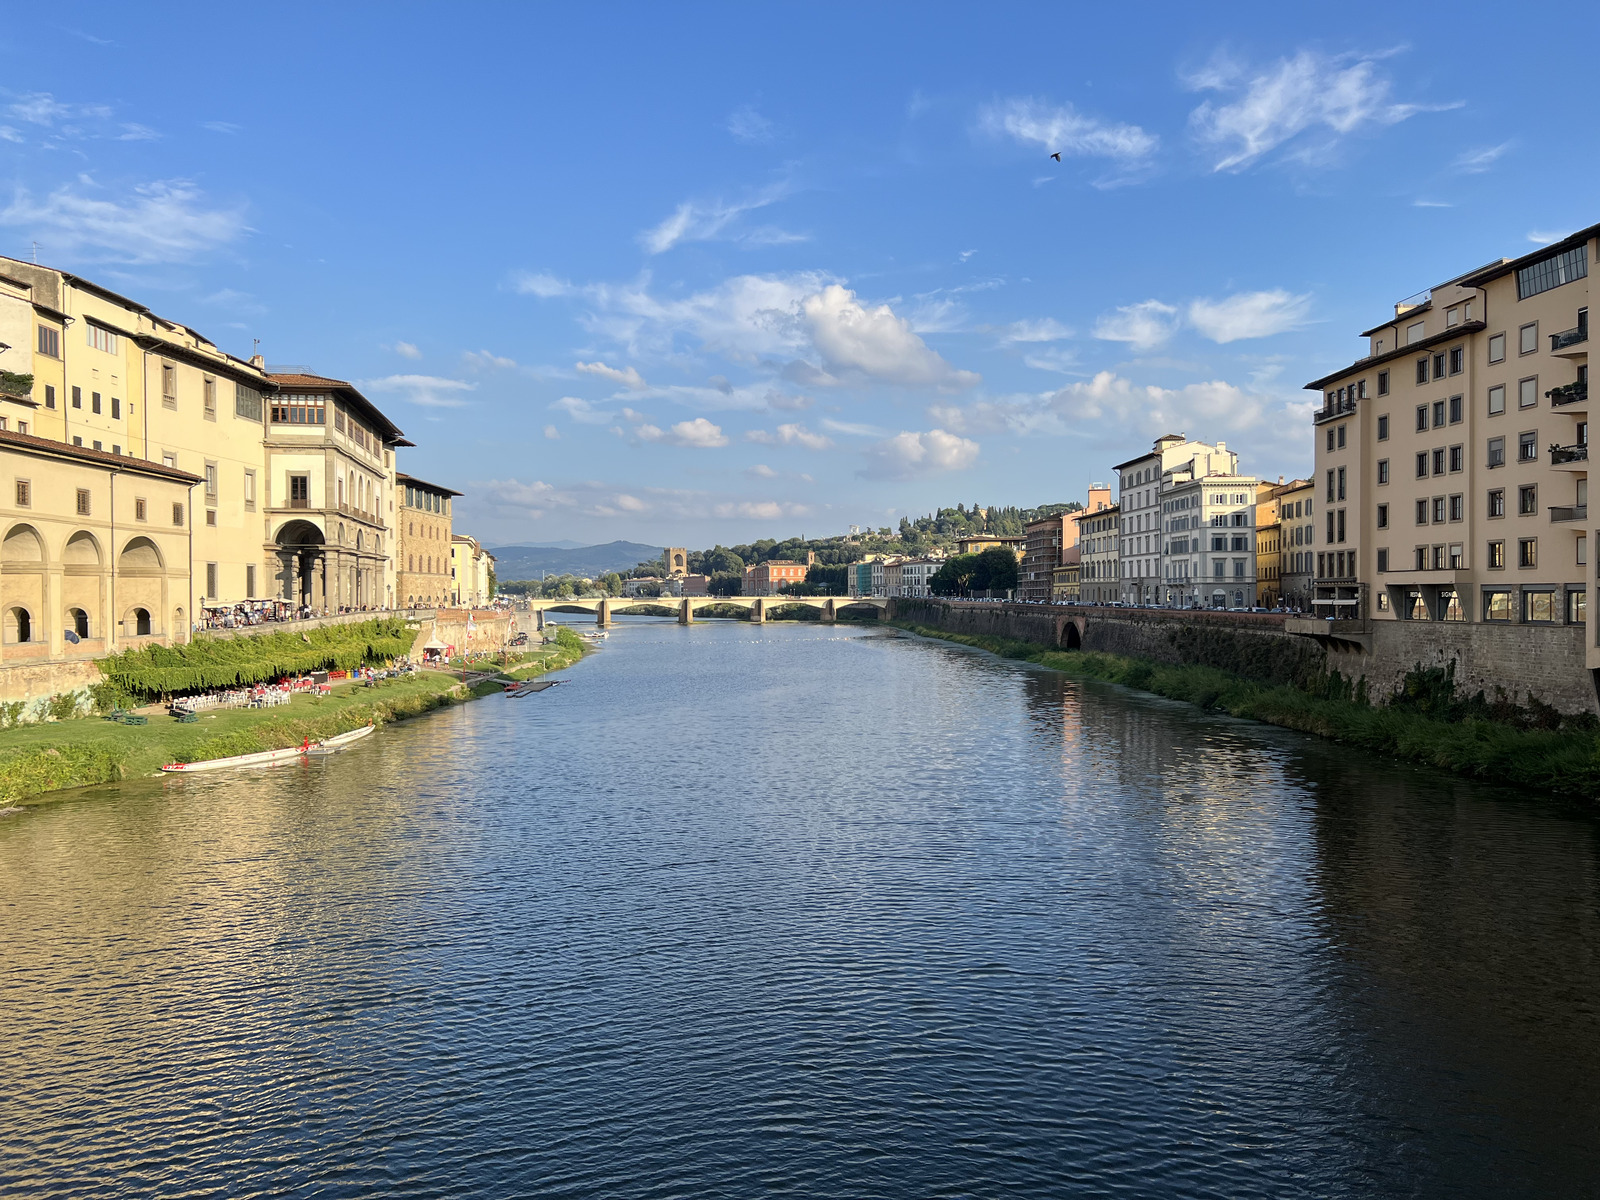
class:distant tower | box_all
[664,547,688,577]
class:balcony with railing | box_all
[1548,379,1588,407]
[1551,315,1589,355]
[1313,396,1358,425]
[1549,504,1588,523]
[1550,442,1589,467]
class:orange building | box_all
[742,559,806,596]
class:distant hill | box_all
[515,539,589,550]
[490,540,663,580]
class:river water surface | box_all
[3,620,1600,1198]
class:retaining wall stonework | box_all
[892,599,1599,715]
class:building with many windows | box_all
[1079,504,1120,604]
[1264,478,1315,609]
[450,534,495,607]
[1116,436,1236,605]
[743,559,807,596]
[1160,471,1259,609]
[397,474,460,608]
[1307,227,1593,646]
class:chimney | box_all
[249,354,265,370]
[1279,474,1284,485]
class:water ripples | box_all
[3,620,1599,1197]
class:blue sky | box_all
[3,3,1594,548]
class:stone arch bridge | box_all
[524,595,888,626]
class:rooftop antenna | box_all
[30,241,39,264]
[253,338,261,356]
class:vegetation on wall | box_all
[0,370,34,397]
[98,617,416,700]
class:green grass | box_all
[891,622,1600,801]
[0,633,588,807]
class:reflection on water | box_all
[2,619,1598,1198]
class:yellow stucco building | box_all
[397,474,459,608]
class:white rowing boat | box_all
[162,723,376,773]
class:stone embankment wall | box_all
[418,608,518,654]
[892,599,1598,714]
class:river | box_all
[2,619,1598,1197]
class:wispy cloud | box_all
[1092,299,1179,351]
[543,424,560,440]
[639,182,792,254]
[1413,199,1452,208]
[1187,290,1311,343]
[575,359,647,389]
[1186,49,1459,171]
[745,422,832,450]
[0,179,247,264]
[632,416,730,448]
[999,317,1073,345]
[202,120,241,135]
[1528,230,1569,246]
[726,105,775,144]
[474,477,812,523]
[551,396,612,425]
[512,271,571,298]
[981,96,1158,161]
[361,374,476,408]
[391,341,422,360]
[462,348,516,369]
[1454,142,1510,174]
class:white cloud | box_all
[819,418,887,438]
[981,97,1158,161]
[1187,290,1312,343]
[393,341,422,360]
[802,284,979,388]
[1454,142,1510,173]
[744,422,832,450]
[543,425,560,440]
[360,374,476,408]
[0,126,20,144]
[202,121,241,134]
[1528,230,1568,246]
[117,123,159,141]
[1022,347,1080,374]
[999,317,1073,345]
[462,348,516,369]
[726,105,775,144]
[551,396,613,424]
[860,428,980,480]
[9,93,73,125]
[575,359,647,389]
[1187,50,1459,171]
[635,417,729,448]
[0,179,247,264]
[1413,199,1452,208]
[1093,299,1179,351]
[746,463,778,478]
[512,271,572,297]
[474,477,810,523]
[639,183,790,254]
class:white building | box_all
[1114,434,1237,604]
[883,556,939,597]
[1160,473,1260,608]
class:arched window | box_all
[69,607,89,638]
[9,607,31,643]
[408,554,414,571]
[133,608,151,636]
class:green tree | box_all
[708,571,742,597]
[973,546,1019,594]
[599,572,623,595]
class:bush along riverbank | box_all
[0,626,589,808]
[890,622,1600,800]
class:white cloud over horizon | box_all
[0,179,247,264]
[860,428,980,480]
[360,374,476,408]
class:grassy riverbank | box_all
[891,622,1600,800]
[0,632,587,807]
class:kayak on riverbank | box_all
[162,723,376,773]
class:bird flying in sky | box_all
[1050,152,1061,162]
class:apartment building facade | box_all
[1159,473,1259,608]
[1079,505,1120,604]
[397,474,460,608]
[1116,436,1236,604]
[743,559,806,596]
[1308,227,1594,653]
[1268,479,1315,609]
[450,534,495,607]
[1019,512,1070,602]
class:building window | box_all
[1448,494,1463,521]
[1489,384,1506,416]
[43,384,55,410]
[20,423,28,436]
[1374,369,1390,397]
[1433,400,1446,427]
[1414,547,1426,571]
[1518,431,1538,462]
[244,470,256,510]
[1570,588,1587,623]
[1449,347,1464,375]
[1449,543,1464,569]
[1377,503,1389,528]
[1415,452,1428,479]
[1415,499,1428,525]
[205,563,218,599]
[1433,352,1447,380]
[289,474,310,508]
[1519,377,1538,408]
[205,509,217,526]
[204,461,218,499]
[91,391,101,415]
[1432,496,1446,524]
[1519,538,1538,568]
[1488,540,1505,569]
[1488,488,1505,517]
[1337,509,1346,542]
[1488,332,1506,363]
[1377,414,1390,441]
[1518,484,1538,515]
[134,497,146,521]
[1416,359,1428,386]
[162,363,177,406]
[1524,590,1555,622]
[1378,459,1390,484]
[72,436,81,446]
[1431,544,1446,570]
[36,325,59,357]
[1337,466,1346,500]
[1415,405,1428,432]
[75,488,90,516]
[1377,548,1389,572]
[1326,469,1335,501]
[1449,395,1462,424]
[271,393,327,425]
[236,383,263,422]
[14,480,28,507]
[86,324,117,354]
[173,502,185,526]
[203,376,216,418]
[1488,436,1505,467]
[1337,424,1347,449]
[246,565,257,598]
[1447,445,1462,473]
[1430,448,1445,475]
[1517,245,1587,300]
[1485,590,1512,619]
